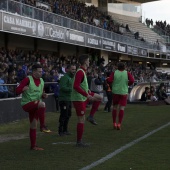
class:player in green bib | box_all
[72,54,102,147]
[107,62,134,130]
[16,64,51,151]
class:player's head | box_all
[117,62,125,70]
[67,64,76,76]
[78,54,89,68]
[32,64,43,79]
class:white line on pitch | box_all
[80,122,170,170]
[52,142,75,145]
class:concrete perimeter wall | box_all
[0,95,56,124]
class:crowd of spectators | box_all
[1,0,165,48]
[155,20,170,36]
[140,83,169,102]
[145,18,153,27]
[0,46,170,99]
[0,0,151,45]
[146,18,170,37]
[6,0,133,36]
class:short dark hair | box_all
[78,54,89,65]
[32,64,42,71]
[160,83,165,87]
[145,87,150,91]
[67,64,76,69]
[117,62,125,70]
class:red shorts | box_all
[22,101,40,121]
[73,92,94,116]
[22,101,39,112]
[112,94,127,106]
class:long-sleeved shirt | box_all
[107,70,134,86]
[73,66,89,97]
[59,72,74,101]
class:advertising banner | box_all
[127,45,133,54]
[117,43,127,53]
[37,22,65,42]
[3,13,37,36]
[86,34,102,48]
[0,12,151,58]
[132,47,138,55]
[65,29,85,46]
[138,48,147,57]
[102,38,117,51]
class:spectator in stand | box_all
[0,72,8,98]
[126,24,130,32]
[50,71,60,112]
[150,86,158,101]
[150,72,158,82]
[17,65,26,82]
[134,31,139,39]
[42,70,51,93]
[90,72,103,95]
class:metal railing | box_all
[0,82,58,99]
[0,0,160,50]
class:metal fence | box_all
[0,82,58,99]
[0,0,160,50]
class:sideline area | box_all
[80,122,170,170]
[0,105,170,169]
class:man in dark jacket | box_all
[141,87,150,101]
[58,64,76,136]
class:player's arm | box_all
[107,72,114,83]
[42,89,48,99]
[128,72,135,86]
[16,77,29,95]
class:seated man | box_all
[141,87,151,101]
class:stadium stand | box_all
[108,12,165,45]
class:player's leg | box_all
[112,104,118,129]
[29,111,43,150]
[112,94,120,129]
[22,101,43,150]
[38,101,51,133]
[58,101,66,136]
[107,92,113,112]
[73,101,89,147]
[87,93,102,125]
[63,101,72,135]
[117,95,127,130]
